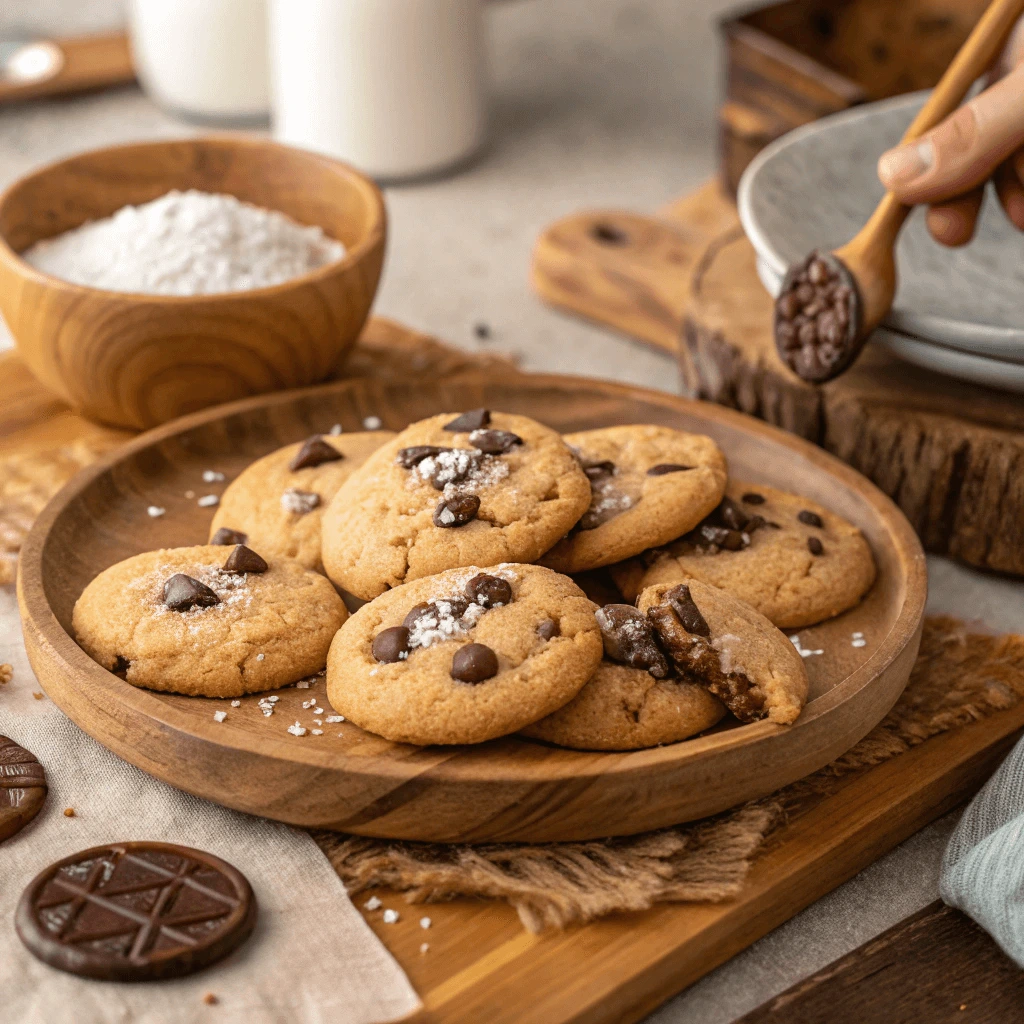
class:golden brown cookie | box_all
[538,425,727,574]
[326,563,603,745]
[521,602,725,750]
[208,431,394,572]
[612,483,876,629]
[638,580,809,725]
[73,544,347,697]
[320,410,591,600]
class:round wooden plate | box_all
[18,374,926,842]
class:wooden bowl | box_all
[0,136,386,431]
[17,374,926,842]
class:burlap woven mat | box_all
[317,617,1024,932]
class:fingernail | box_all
[878,140,934,185]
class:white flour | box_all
[21,189,346,295]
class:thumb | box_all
[878,62,1024,205]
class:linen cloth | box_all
[0,585,421,1024]
[940,732,1024,965]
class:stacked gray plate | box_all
[738,91,1024,394]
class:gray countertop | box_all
[3,1,1023,1020]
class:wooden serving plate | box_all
[17,374,926,842]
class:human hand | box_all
[877,17,1024,246]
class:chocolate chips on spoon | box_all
[15,841,257,981]
[595,604,670,678]
[289,435,344,471]
[433,494,480,528]
[163,574,219,612]
[444,409,490,432]
[450,643,499,683]
[0,736,47,843]
[222,544,268,575]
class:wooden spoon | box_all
[773,0,1024,383]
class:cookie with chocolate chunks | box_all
[16,842,256,981]
[73,545,347,698]
[0,736,47,843]
[327,564,602,745]
[321,412,590,601]
[611,482,875,629]
[638,580,808,725]
[209,430,394,572]
[539,425,727,575]
[521,603,724,751]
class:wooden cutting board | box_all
[4,316,1023,1023]
[531,182,1024,580]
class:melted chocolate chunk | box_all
[443,409,490,432]
[15,841,256,981]
[396,445,451,468]
[717,496,750,531]
[808,536,824,556]
[798,509,824,528]
[433,494,480,528]
[222,544,268,575]
[469,429,522,455]
[372,626,411,663]
[741,492,765,505]
[698,524,745,550]
[289,436,343,471]
[583,460,616,480]
[536,618,559,640]
[0,736,47,844]
[163,574,219,612]
[464,573,512,608]
[647,463,693,476]
[210,527,248,546]
[595,604,670,678]
[663,584,711,637]
[450,643,499,683]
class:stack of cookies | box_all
[72,409,877,751]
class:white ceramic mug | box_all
[269,0,489,181]
[129,0,271,123]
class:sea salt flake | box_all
[184,490,196,499]
[313,707,323,715]
[326,715,344,723]
[287,721,307,737]
[256,653,265,661]
[202,470,226,483]
[231,700,241,707]
[213,711,227,722]
[363,416,382,430]
[852,638,867,648]
[364,897,382,911]
[383,909,400,924]
[420,917,431,929]
[329,424,343,435]
[302,698,317,709]
[281,488,320,515]
[146,505,165,518]
[420,943,429,954]
[311,729,323,736]
[197,494,220,508]
[296,679,311,688]
[313,718,322,725]
[268,695,279,702]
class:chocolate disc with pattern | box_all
[16,842,257,981]
[0,736,47,843]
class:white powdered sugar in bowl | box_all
[20,189,346,296]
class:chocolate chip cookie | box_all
[612,483,876,629]
[521,603,725,750]
[538,425,727,574]
[638,580,809,725]
[73,545,348,697]
[326,563,603,745]
[208,431,394,572]
[320,411,591,600]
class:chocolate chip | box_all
[583,460,616,480]
[594,604,670,678]
[222,544,268,575]
[469,429,523,455]
[372,626,411,663]
[211,527,248,546]
[0,736,47,844]
[111,655,131,678]
[396,445,451,468]
[798,510,824,528]
[402,603,433,630]
[745,514,767,534]
[536,618,559,640]
[717,496,750,531]
[474,322,491,340]
[15,841,256,981]
[403,599,468,631]
[465,573,512,608]
[163,574,220,612]
[443,409,490,432]
[664,584,711,637]
[741,492,765,505]
[425,449,482,489]
[450,643,499,683]
[433,494,480,528]
[808,536,824,555]
[698,524,745,550]
[289,436,344,471]
[647,463,693,476]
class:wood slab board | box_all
[2,317,1020,1023]
[531,181,1024,578]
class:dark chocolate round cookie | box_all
[0,736,47,843]
[16,841,257,981]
